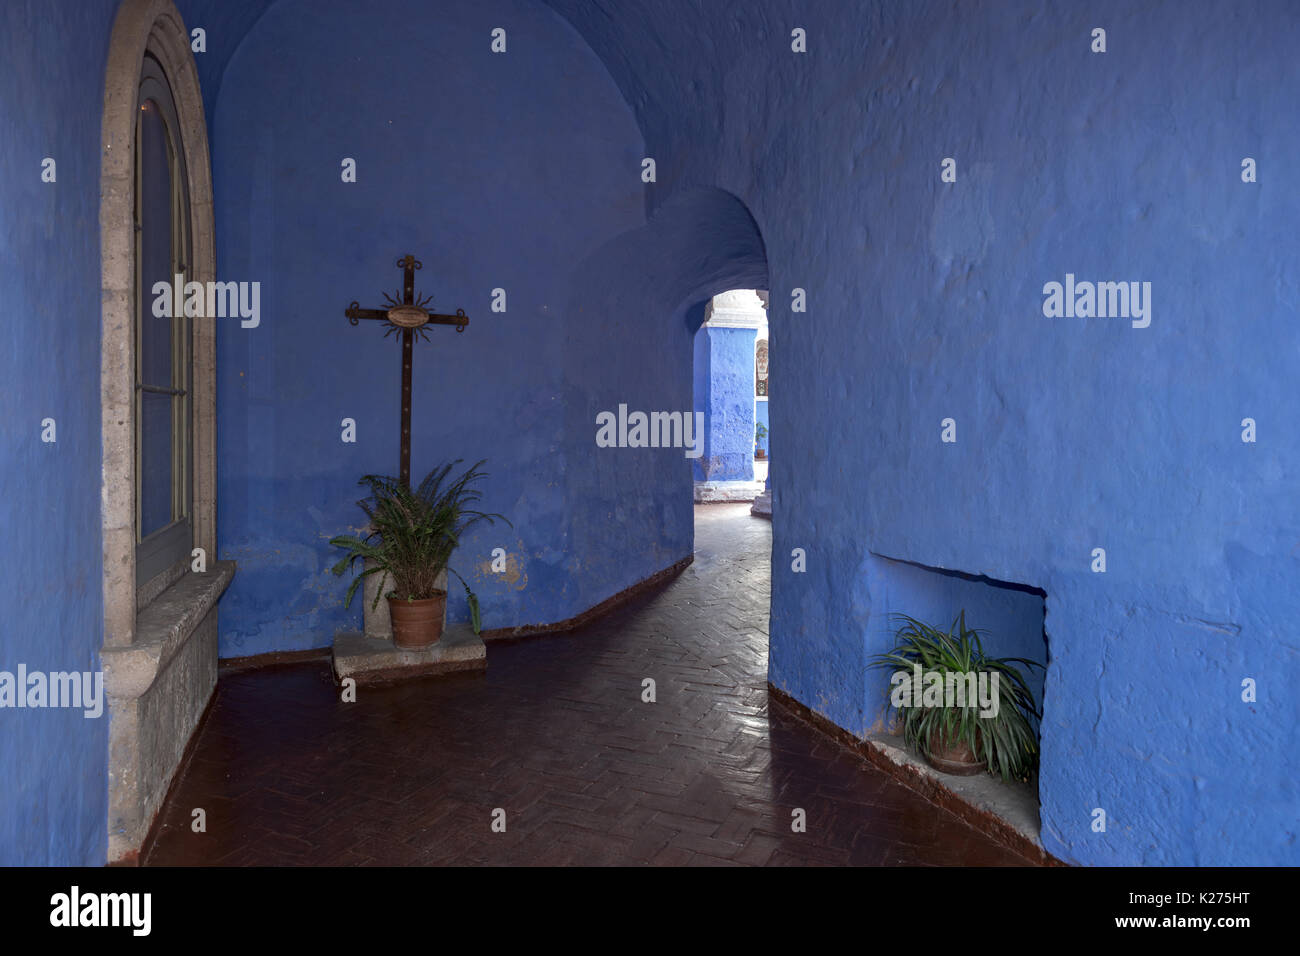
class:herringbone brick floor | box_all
[144,504,1037,866]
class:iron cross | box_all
[345,254,469,487]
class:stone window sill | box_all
[102,561,235,700]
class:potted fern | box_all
[754,422,768,459]
[329,459,508,648]
[868,611,1042,781]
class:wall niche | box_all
[864,552,1049,744]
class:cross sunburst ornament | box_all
[346,254,467,341]
[343,254,470,487]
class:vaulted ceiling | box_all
[172,0,725,151]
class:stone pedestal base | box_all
[751,491,772,517]
[332,623,485,684]
[694,480,764,503]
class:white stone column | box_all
[707,289,767,329]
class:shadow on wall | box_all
[567,186,769,331]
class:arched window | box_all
[135,53,192,585]
[100,0,223,863]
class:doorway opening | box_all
[691,289,770,505]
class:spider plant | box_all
[868,611,1043,782]
[328,459,509,634]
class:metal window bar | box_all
[136,383,188,396]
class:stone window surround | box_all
[98,0,232,862]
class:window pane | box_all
[140,390,173,536]
[135,62,193,578]
[139,99,172,387]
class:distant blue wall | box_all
[0,0,116,866]
[211,0,691,654]
[692,325,756,482]
[546,0,1300,865]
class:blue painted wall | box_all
[0,0,117,866]
[210,0,704,654]
[173,0,276,126]
[692,325,756,482]
[5,0,1295,869]
[545,0,1300,865]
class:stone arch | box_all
[652,187,770,331]
[554,185,772,615]
[560,185,770,410]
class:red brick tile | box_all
[143,505,1039,868]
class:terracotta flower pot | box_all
[388,591,446,648]
[924,726,987,776]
